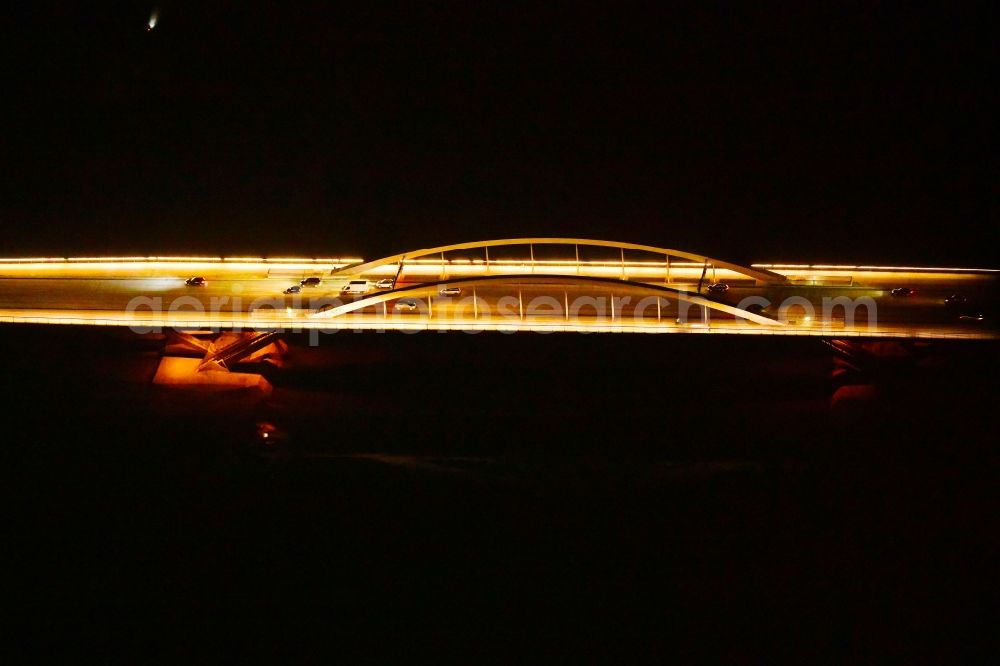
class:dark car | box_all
[300,277,322,287]
[890,287,914,297]
[185,277,207,287]
[283,285,301,294]
[395,298,418,312]
[945,294,967,308]
[706,282,729,295]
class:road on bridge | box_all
[0,258,996,339]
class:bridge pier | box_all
[152,331,284,391]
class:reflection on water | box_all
[6,325,997,660]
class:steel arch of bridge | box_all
[309,273,785,327]
[334,238,787,284]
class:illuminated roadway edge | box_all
[0,309,993,339]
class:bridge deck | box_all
[0,258,996,339]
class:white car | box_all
[375,278,395,289]
[439,286,462,296]
[341,280,370,294]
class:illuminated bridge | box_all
[1,238,997,343]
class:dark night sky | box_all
[1,1,996,266]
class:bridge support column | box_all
[153,331,283,391]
